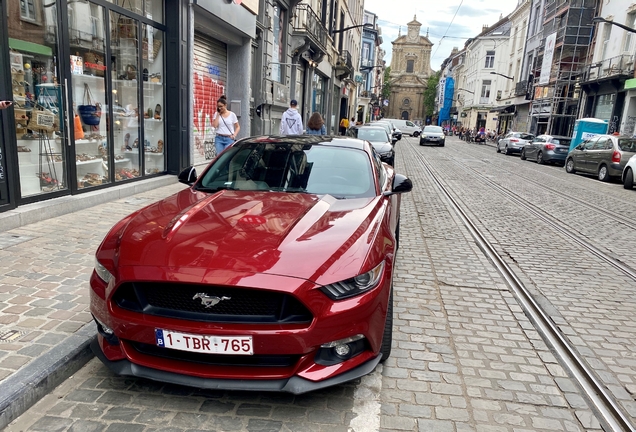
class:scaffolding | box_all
[530,0,596,136]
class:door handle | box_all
[63,79,71,147]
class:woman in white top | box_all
[212,95,240,156]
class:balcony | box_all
[335,50,354,79]
[581,54,634,84]
[291,4,328,60]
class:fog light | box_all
[334,344,351,357]
[93,315,119,345]
[315,334,367,366]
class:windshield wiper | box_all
[195,185,237,193]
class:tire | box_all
[565,158,575,173]
[624,168,634,189]
[419,140,424,146]
[520,149,526,160]
[598,164,610,182]
[380,287,393,362]
[504,146,510,155]
[413,131,419,137]
[537,151,545,165]
[440,141,445,147]
[496,145,501,153]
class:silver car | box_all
[521,135,571,165]
[497,132,535,155]
[420,126,445,146]
[566,134,636,181]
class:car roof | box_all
[238,135,369,151]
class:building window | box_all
[624,13,636,53]
[403,98,410,106]
[272,4,286,83]
[362,42,370,66]
[20,0,37,21]
[406,59,414,73]
[601,22,611,60]
[480,79,491,102]
[533,4,541,36]
[484,51,495,68]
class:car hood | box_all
[108,188,384,284]
[370,142,393,153]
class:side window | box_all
[406,121,414,127]
[534,136,545,143]
[593,137,608,150]
[605,139,614,150]
[583,138,597,150]
[346,128,357,138]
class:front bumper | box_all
[91,338,381,394]
[420,136,444,143]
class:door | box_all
[527,135,543,159]
[575,138,597,172]
[589,137,610,174]
[9,0,71,199]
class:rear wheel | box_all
[496,145,501,153]
[537,151,545,165]
[565,158,576,173]
[413,131,419,137]
[380,287,393,362]
[624,168,634,189]
[504,146,510,155]
[520,149,526,160]
[598,164,610,182]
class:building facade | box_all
[387,17,433,122]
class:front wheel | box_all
[379,287,393,362]
[440,141,445,147]
[520,149,526,160]
[565,158,576,173]
[496,145,501,153]
[598,165,610,182]
[624,168,634,189]
[504,146,510,155]
[413,131,420,137]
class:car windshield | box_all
[618,138,636,152]
[197,142,375,199]
[357,128,389,143]
[423,126,443,133]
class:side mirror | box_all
[383,174,413,196]
[391,137,398,145]
[178,167,197,185]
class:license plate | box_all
[155,329,253,355]
[429,136,438,140]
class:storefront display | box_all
[4,0,166,200]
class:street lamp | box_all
[456,87,475,94]
[360,65,385,72]
[592,17,636,34]
[490,71,514,80]
[332,23,374,34]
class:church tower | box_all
[388,16,434,121]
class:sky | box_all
[363,0,520,71]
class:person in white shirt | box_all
[212,95,240,155]
[279,99,303,135]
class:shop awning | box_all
[489,105,515,114]
[8,38,52,56]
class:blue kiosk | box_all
[569,118,608,152]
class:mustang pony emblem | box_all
[192,293,231,308]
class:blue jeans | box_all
[215,135,234,156]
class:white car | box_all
[385,119,422,137]
[622,154,636,189]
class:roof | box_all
[240,135,367,151]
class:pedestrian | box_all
[212,95,240,156]
[339,116,349,135]
[305,112,326,135]
[280,99,303,135]
[0,100,12,110]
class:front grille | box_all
[113,282,313,324]
[131,341,299,367]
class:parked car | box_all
[347,125,396,166]
[419,125,445,146]
[521,134,571,165]
[496,132,535,155]
[90,135,413,394]
[623,154,636,189]
[366,121,397,145]
[385,119,422,137]
[565,134,636,181]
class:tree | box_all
[423,71,440,118]
[381,67,391,100]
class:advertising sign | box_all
[539,32,557,85]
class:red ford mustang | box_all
[90,135,412,393]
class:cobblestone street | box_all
[4,135,636,431]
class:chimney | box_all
[482,24,489,32]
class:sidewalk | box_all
[0,175,188,429]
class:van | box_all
[384,119,422,137]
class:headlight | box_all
[94,258,114,284]
[320,261,385,300]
